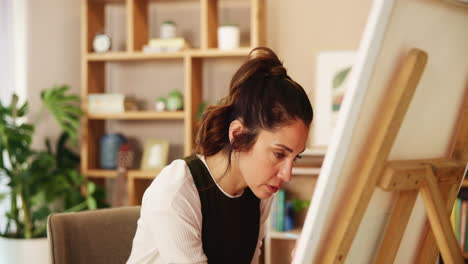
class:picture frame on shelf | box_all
[140,139,169,171]
[313,51,356,147]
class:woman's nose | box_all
[278,162,293,183]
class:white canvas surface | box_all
[295,0,468,263]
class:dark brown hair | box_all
[196,47,313,157]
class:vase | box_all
[217,24,240,50]
[160,21,176,39]
[100,133,126,169]
[0,237,49,264]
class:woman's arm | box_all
[127,160,208,264]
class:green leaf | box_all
[87,181,96,195]
[41,85,82,145]
[16,102,29,117]
[64,201,87,213]
[291,199,310,212]
[86,197,97,210]
[32,206,51,222]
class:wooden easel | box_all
[316,48,468,264]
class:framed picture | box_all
[313,51,356,147]
[140,139,169,171]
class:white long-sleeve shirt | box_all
[127,156,274,264]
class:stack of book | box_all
[142,38,190,53]
[451,188,468,252]
[270,189,295,232]
[88,94,138,113]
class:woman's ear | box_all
[228,120,247,143]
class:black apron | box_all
[184,155,260,264]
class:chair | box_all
[47,206,141,264]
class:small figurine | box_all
[166,89,184,111]
[155,97,167,112]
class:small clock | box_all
[93,33,111,53]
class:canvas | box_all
[295,0,468,263]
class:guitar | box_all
[111,143,134,207]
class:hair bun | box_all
[249,48,288,78]
[269,65,287,78]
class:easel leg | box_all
[416,183,459,264]
[374,190,419,264]
[420,166,464,264]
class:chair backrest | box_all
[47,206,141,264]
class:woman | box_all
[127,47,313,264]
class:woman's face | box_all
[238,120,309,199]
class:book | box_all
[461,200,467,250]
[456,198,462,243]
[452,201,457,233]
[284,201,295,231]
[276,189,286,232]
[465,202,468,252]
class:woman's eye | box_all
[274,152,285,159]
[293,155,302,163]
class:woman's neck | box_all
[205,151,247,196]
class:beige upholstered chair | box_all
[47,206,140,264]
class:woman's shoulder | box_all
[141,158,199,211]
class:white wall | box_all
[27,0,81,149]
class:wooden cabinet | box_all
[80,0,265,205]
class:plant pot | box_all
[217,24,240,50]
[0,236,50,264]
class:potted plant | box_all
[0,85,106,263]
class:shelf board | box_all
[463,178,468,187]
[86,169,160,179]
[292,167,320,176]
[268,228,301,240]
[91,0,125,3]
[86,48,251,61]
[189,48,252,58]
[87,51,185,61]
[92,0,247,5]
[87,111,185,120]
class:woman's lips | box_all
[267,185,279,193]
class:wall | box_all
[28,0,81,149]
[28,0,372,152]
[267,0,372,145]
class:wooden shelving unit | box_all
[86,169,161,179]
[462,178,468,187]
[80,0,265,207]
